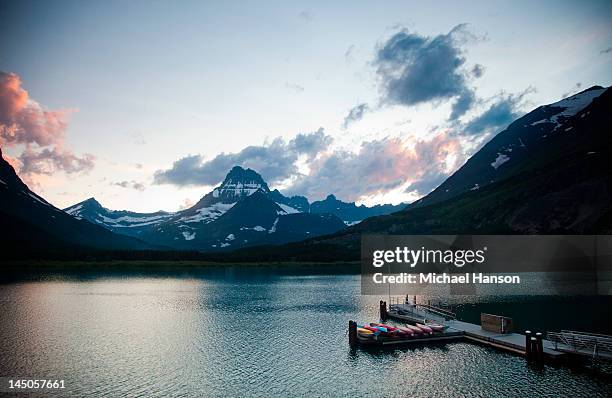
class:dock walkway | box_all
[383,304,567,360]
[446,320,566,359]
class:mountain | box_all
[310,194,405,223]
[65,166,347,251]
[239,85,612,261]
[0,148,154,254]
[412,86,608,209]
[63,164,404,251]
[64,197,173,238]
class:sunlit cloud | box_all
[0,71,95,184]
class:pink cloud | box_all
[287,132,463,201]
[0,71,94,181]
[0,72,75,147]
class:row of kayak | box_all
[357,322,447,339]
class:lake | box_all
[0,267,610,397]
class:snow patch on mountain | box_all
[182,231,196,240]
[241,225,266,232]
[491,153,510,170]
[276,203,300,214]
[97,213,172,228]
[177,202,235,224]
[269,217,279,233]
[531,87,605,126]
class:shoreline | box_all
[0,260,361,276]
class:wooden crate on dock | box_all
[480,313,513,334]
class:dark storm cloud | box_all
[342,103,369,128]
[374,24,479,120]
[153,129,333,187]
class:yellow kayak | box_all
[357,328,374,335]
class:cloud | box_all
[449,89,476,121]
[562,83,582,98]
[344,44,356,63]
[460,89,532,136]
[179,198,195,210]
[285,82,304,93]
[112,180,145,191]
[290,128,333,155]
[374,24,480,120]
[342,103,369,128]
[471,64,485,78]
[129,131,146,145]
[18,146,95,175]
[298,11,313,22]
[286,133,463,201]
[0,71,95,182]
[0,71,75,147]
[154,128,333,187]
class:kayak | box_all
[357,328,374,335]
[370,323,398,331]
[402,324,423,334]
[396,327,415,336]
[416,323,433,334]
[426,323,447,332]
[361,325,380,333]
[395,330,413,338]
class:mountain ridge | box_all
[0,148,157,253]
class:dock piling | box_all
[348,321,357,348]
[535,332,544,363]
[525,330,532,358]
[379,300,388,322]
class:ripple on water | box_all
[0,275,610,397]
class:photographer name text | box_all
[372,272,521,284]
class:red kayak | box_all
[396,327,415,336]
[416,323,433,334]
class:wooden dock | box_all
[356,300,569,361]
[445,319,566,360]
[351,299,612,363]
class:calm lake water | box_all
[0,268,611,397]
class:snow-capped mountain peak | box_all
[212,166,270,200]
[64,197,173,231]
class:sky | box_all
[1,0,611,212]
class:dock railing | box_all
[547,330,612,360]
[388,297,453,324]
